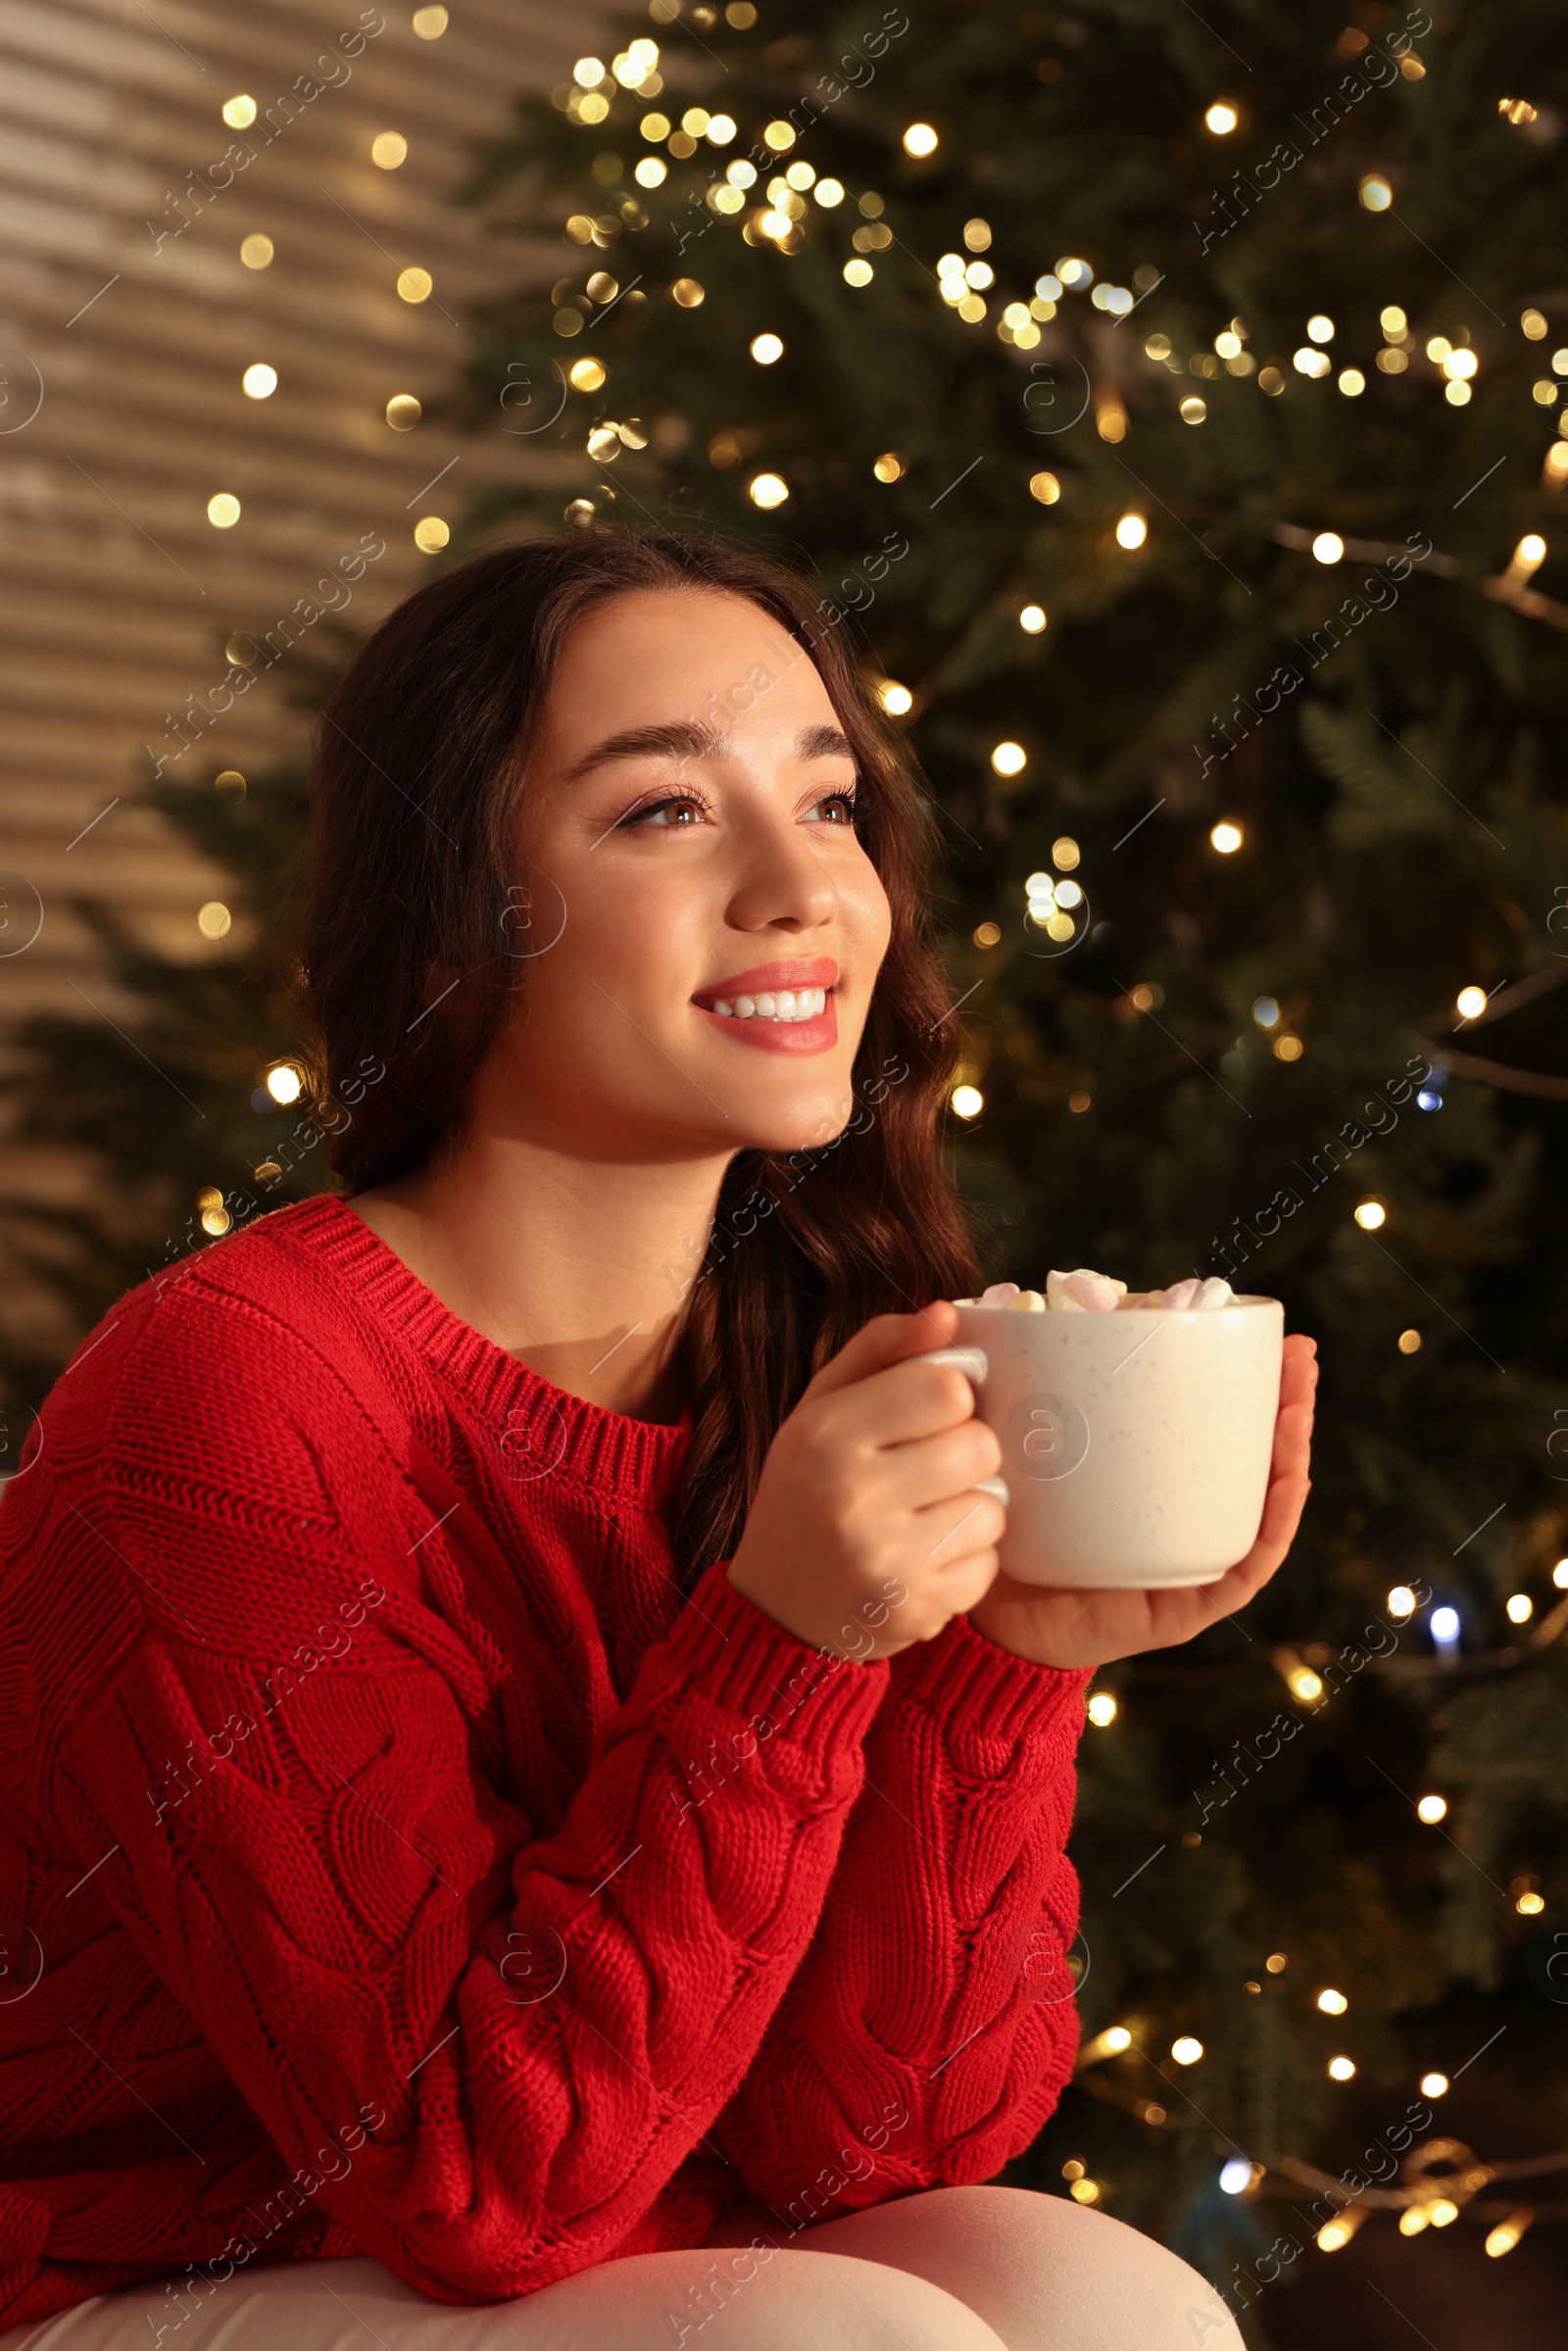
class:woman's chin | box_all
[725,1085,863,1160]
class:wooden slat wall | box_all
[0,0,585,1026]
[0,0,601,1347]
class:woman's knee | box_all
[797,2182,1243,2351]
[952,2185,1243,2349]
[516,2242,1011,2351]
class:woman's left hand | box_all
[965,1333,1318,1672]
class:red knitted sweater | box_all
[0,1195,1088,2322]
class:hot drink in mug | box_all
[914,1269,1286,1591]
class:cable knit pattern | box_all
[0,1196,1087,2323]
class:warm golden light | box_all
[241,363,276,399]
[207,493,241,528]
[1210,820,1243,854]
[992,741,1027,776]
[1171,2036,1203,2065]
[1019,604,1048,633]
[1312,531,1345,563]
[239,233,273,269]
[397,267,433,304]
[951,1085,984,1119]
[1417,1793,1447,1824]
[1205,101,1238,134]
[222,94,257,127]
[750,332,783,364]
[1328,2055,1355,2081]
[1115,512,1148,549]
[1486,2210,1535,2257]
[903,122,939,156]
[1353,1200,1386,1231]
[1316,1988,1348,2016]
[1455,984,1488,1018]
[266,1063,303,1105]
[1087,1691,1117,1727]
[371,131,408,169]
[748,471,788,509]
[414,515,450,552]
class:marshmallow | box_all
[1046,1268,1123,1313]
[960,1269,1236,1312]
[1150,1275,1236,1311]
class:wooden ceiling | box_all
[0,0,585,1031]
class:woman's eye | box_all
[622,795,710,828]
[808,790,859,825]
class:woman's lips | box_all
[696,993,839,1054]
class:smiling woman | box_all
[299,532,975,1584]
[0,529,1289,2351]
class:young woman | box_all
[0,533,1314,2351]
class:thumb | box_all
[807,1298,960,1402]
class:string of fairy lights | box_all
[540,6,1568,2263]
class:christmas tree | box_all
[5,1,1567,2335]
[0,694,334,1414]
[449,9,1568,2326]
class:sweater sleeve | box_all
[708,1609,1092,2225]
[35,1305,890,2305]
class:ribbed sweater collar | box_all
[265,1193,692,1507]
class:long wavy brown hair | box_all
[292,531,978,1592]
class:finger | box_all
[825,1353,984,1450]
[913,1489,1006,1565]
[920,1548,1001,1621]
[883,1416,1003,1508]
[1189,1459,1312,1620]
[1272,1396,1314,1479]
[1224,1472,1312,1605]
[806,1299,959,1402]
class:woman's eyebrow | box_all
[563,718,729,780]
[798,723,855,761]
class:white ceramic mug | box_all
[916,1295,1285,1590]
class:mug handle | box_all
[910,1347,1009,1506]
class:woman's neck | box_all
[349,1128,730,1423]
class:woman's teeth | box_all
[709,987,828,1022]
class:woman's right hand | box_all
[725,1298,1004,1660]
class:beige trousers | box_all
[0,2185,1245,2351]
